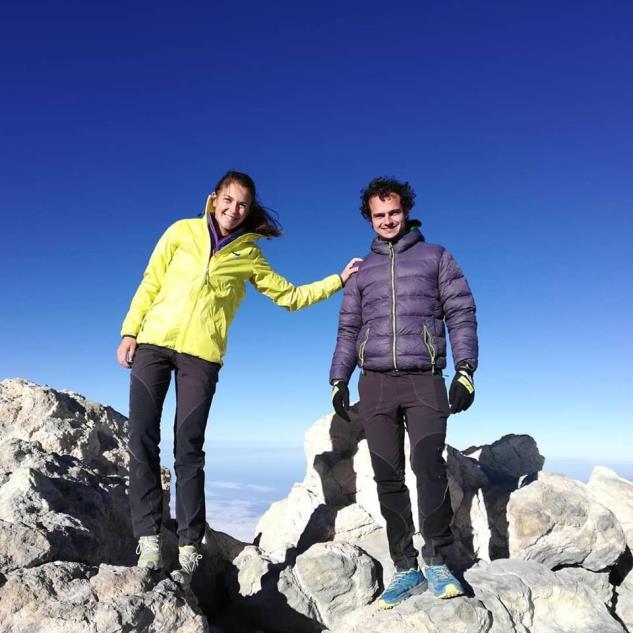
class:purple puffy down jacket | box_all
[329,227,478,383]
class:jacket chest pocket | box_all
[206,277,235,299]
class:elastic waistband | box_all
[366,367,442,377]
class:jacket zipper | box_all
[189,232,250,342]
[423,323,436,372]
[389,242,398,371]
[180,222,215,347]
[176,224,260,349]
[359,327,371,372]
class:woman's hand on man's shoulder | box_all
[340,258,363,285]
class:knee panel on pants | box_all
[369,451,406,490]
[410,433,453,538]
[411,433,447,481]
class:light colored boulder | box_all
[293,542,379,629]
[332,503,382,542]
[587,466,633,549]
[463,434,545,480]
[228,541,379,633]
[465,559,625,633]
[0,561,208,633]
[0,437,134,571]
[507,472,626,570]
[332,592,491,633]
[255,483,322,562]
[0,378,128,476]
[554,566,613,606]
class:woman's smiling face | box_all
[211,181,253,236]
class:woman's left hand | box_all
[340,258,363,285]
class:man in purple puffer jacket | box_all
[329,177,478,608]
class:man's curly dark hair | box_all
[360,177,416,221]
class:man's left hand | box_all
[449,367,475,414]
[332,381,351,422]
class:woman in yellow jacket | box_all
[117,171,360,583]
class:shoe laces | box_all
[179,546,203,574]
[390,569,418,590]
[427,564,453,581]
[136,535,160,556]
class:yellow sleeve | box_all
[249,247,343,311]
[120,224,179,337]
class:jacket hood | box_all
[204,194,214,217]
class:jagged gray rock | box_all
[0,562,209,632]
[507,471,626,570]
[0,379,220,632]
[0,518,53,571]
[331,591,492,633]
[293,541,380,629]
[462,434,545,480]
[554,566,613,606]
[2,379,632,633]
[587,466,633,549]
[228,541,379,632]
[448,435,544,563]
[465,559,625,633]
[0,378,128,476]
[0,437,134,572]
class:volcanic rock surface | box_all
[1,378,631,633]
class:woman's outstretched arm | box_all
[249,248,360,311]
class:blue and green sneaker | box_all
[377,568,426,609]
[423,564,465,599]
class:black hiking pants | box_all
[128,343,220,545]
[358,370,454,570]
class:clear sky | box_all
[2,0,632,467]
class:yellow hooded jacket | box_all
[121,204,342,365]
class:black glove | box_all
[332,380,351,422]
[449,366,475,414]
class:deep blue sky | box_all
[2,1,632,465]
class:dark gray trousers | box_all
[358,370,454,569]
[128,343,220,545]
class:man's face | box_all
[369,193,407,240]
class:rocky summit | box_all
[0,377,631,633]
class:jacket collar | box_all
[370,221,425,255]
[207,213,246,254]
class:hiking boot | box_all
[423,564,465,599]
[170,544,203,586]
[136,535,163,570]
[377,568,426,609]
